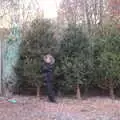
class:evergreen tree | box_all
[58,25,92,99]
[15,18,57,96]
[93,24,120,99]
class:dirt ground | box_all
[0,96,120,120]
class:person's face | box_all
[46,56,51,63]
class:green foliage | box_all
[14,19,120,97]
[15,18,58,90]
[56,25,92,92]
[93,24,120,89]
[3,23,21,94]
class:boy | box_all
[42,54,56,103]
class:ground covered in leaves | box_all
[0,96,120,120]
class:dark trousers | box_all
[45,72,55,102]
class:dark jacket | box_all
[42,63,53,73]
[42,63,54,83]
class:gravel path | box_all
[0,96,120,120]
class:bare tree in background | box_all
[58,0,106,34]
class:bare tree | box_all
[58,0,106,34]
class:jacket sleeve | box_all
[41,65,47,73]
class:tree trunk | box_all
[84,0,91,35]
[109,80,115,99]
[99,0,103,26]
[58,90,62,97]
[84,86,88,96]
[76,84,81,100]
[36,86,40,98]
